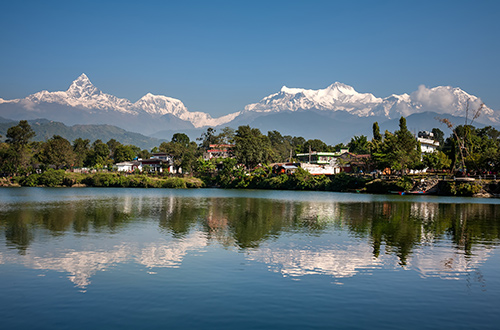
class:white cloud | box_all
[411,84,456,110]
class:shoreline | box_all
[2,173,499,198]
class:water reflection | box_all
[1,191,499,288]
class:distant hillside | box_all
[0,119,165,150]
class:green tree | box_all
[422,151,451,171]
[268,130,292,162]
[372,122,382,142]
[303,139,330,153]
[4,120,36,173]
[107,139,122,159]
[160,134,199,173]
[284,135,307,155]
[37,135,75,169]
[198,127,220,150]
[348,135,371,154]
[114,145,137,163]
[431,128,445,149]
[233,126,272,168]
[171,133,191,147]
[393,117,420,174]
[138,149,151,159]
[217,127,235,145]
[6,120,35,151]
[73,138,90,167]
[85,140,110,167]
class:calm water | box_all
[1,188,500,329]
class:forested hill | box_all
[0,118,164,149]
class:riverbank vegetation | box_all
[1,116,500,196]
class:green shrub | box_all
[185,178,203,188]
[396,176,414,191]
[365,179,401,194]
[19,174,40,187]
[163,177,187,188]
[38,169,66,187]
[330,173,367,192]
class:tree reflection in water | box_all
[1,193,499,286]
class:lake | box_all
[1,187,500,329]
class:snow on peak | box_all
[134,93,188,116]
[66,73,101,99]
[245,82,382,115]
[280,86,305,94]
[409,85,495,118]
[5,74,497,128]
[244,82,498,122]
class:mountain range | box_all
[1,74,498,145]
[0,117,163,150]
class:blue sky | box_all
[1,0,499,117]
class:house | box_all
[272,163,299,174]
[114,153,177,173]
[338,153,372,173]
[417,131,440,154]
[295,149,349,165]
[295,149,350,175]
[300,163,341,175]
[115,161,141,172]
[203,144,234,160]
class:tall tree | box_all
[303,139,329,153]
[198,127,220,150]
[393,117,420,173]
[348,135,371,154]
[37,135,75,169]
[431,128,445,148]
[114,145,137,163]
[233,125,271,168]
[372,122,382,142]
[85,140,110,167]
[217,127,235,145]
[107,139,122,159]
[6,120,35,151]
[4,120,36,173]
[160,134,199,173]
[268,130,292,162]
[73,138,90,167]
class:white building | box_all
[114,153,177,173]
[115,161,140,172]
[417,131,439,154]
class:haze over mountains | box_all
[1,74,498,145]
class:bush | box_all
[396,176,414,191]
[438,181,483,196]
[185,178,203,188]
[38,169,66,187]
[330,173,366,192]
[163,177,187,188]
[19,174,40,187]
[365,179,401,194]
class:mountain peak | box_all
[66,73,100,98]
[328,81,354,90]
[280,86,305,94]
[76,73,90,81]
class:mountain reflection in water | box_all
[1,189,499,289]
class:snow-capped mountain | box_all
[0,74,234,128]
[24,74,135,114]
[244,82,497,123]
[244,82,382,116]
[0,74,497,143]
[134,92,240,127]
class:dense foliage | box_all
[2,117,500,196]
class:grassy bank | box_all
[6,169,500,197]
[13,169,203,188]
